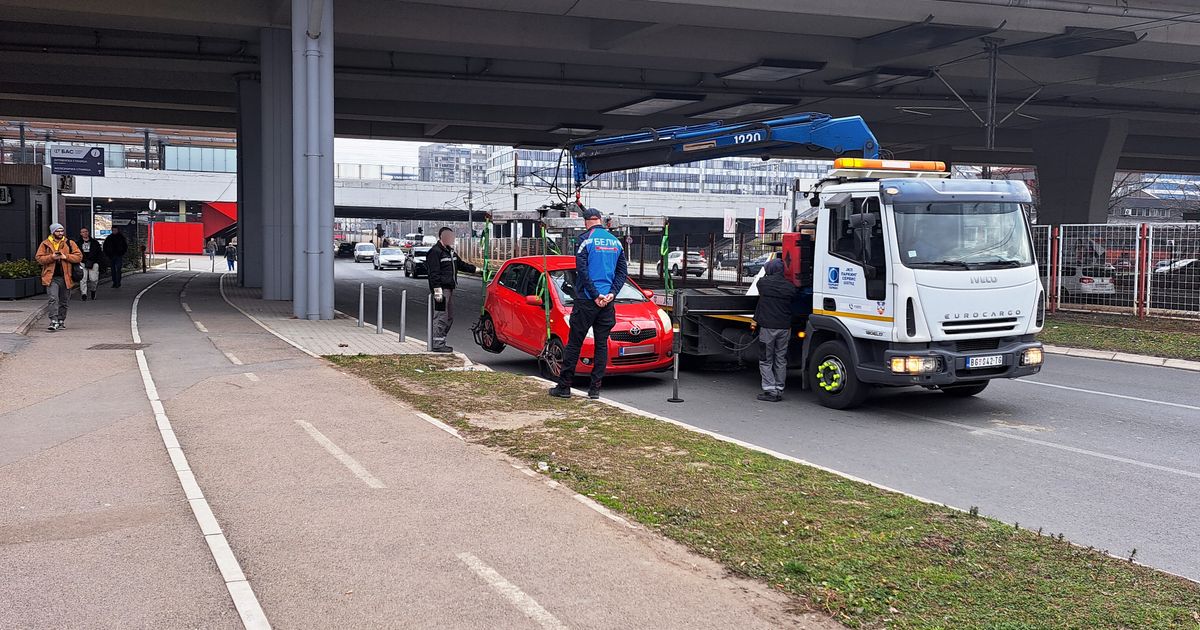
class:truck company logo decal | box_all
[827,267,839,288]
[943,310,1023,319]
[970,275,999,284]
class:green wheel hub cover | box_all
[815,358,845,393]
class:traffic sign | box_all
[50,146,105,177]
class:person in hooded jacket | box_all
[78,227,105,301]
[35,223,83,331]
[753,259,797,402]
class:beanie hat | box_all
[765,259,785,275]
[49,223,64,233]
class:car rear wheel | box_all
[539,337,565,380]
[940,381,989,397]
[671,264,680,277]
[809,340,870,410]
[477,312,505,354]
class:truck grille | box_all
[956,338,1001,352]
[610,329,657,343]
[942,317,1018,336]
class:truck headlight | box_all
[890,356,941,374]
[1021,347,1043,366]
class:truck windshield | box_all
[893,201,1033,270]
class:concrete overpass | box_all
[63,167,793,223]
[6,0,1200,316]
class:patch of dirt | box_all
[917,534,957,553]
[465,409,557,430]
[830,500,870,507]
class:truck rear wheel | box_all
[940,381,989,397]
[809,340,870,410]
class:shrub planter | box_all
[0,277,35,299]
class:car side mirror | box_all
[525,294,544,307]
[642,289,654,299]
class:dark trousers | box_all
[110,257,124,287]
[558,298,616,388]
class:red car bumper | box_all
[569,332,675,375]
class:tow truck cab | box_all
[802,162,1045,407]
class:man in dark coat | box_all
[752,259,797,402]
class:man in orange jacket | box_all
[35,223,83,331]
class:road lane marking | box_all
[1015,379,1200,412]
[224,352,244,365]
[888,409,1200,481]
[194,321,209,333]
[293,419,386,488]
[243,372,260,382]
[182,302,192,313]
[133,273,271,630]
[456,552,568,630]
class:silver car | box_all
[373,247,406,270]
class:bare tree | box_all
[1108,172,1163,212]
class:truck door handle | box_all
[823,298,836,311]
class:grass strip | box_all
[328,354,1200,629]
[1040,314,1200,362]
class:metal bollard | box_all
[357,283,364,327]
[426,294,434,351]
[668,290,684,403]
[399,289,407,343]
[376,286,384,334]
[188,258,192,271]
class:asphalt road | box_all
[336,258,1200,581]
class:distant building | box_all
[418,144,486,184]
[483,146,828,196]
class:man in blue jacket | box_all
[549,206,627,400]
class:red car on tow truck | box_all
[475,256,675,379]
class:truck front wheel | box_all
[809,340,870,410]
[940,381,989,397]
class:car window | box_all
[548,269,645,306]
[1082,266,1112,277]
[380,248,402,255]
[412,247,429,258]
[356,244,375,251]
[497,263,530,293]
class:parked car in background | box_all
[1060,263,1116,297]
[1151,258,1200,312]
[373,247,406,270]
[476,255,674,379]
[353,242,377,263]
[741,253,775,278]
[657,250,707,277]
[336,242,357,259]
[404,246,431,277]
[401,233,438,249]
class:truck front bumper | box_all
[866,336,1043,387]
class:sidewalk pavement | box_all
[1,270,838,629]
[0,294,46,338]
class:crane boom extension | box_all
[571,112,879,184]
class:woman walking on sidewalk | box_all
[35,223,83,331]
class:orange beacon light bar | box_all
[833,158,946,172]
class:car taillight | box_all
[1080,277,1094,284]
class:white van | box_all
[353,242,377,263]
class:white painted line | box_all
[205,534,247,583]
[194,321,209,333]
[1014,379,1200,412]
[225,580,271,630]
[243,372,260,382]
[178,470,205,500]
[224,352,244,366]
[572,493,636,529]
[182,302,192,313]
[889,408,1200,481]
[456,552,568,630]
[132,273,271,629]
[413,411,464,440]
[220,274,321,359]
[294,419,386,488]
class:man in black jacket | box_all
[77,227,106,301]
[103,226,129,288]
[426,227,476,353]
[753,259,797,402]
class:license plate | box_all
[619,344,654,357]
[967,355,1004,369]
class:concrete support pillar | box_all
[291,0,334,319]
[1032,118,1128,225]
[236,72,263,288]
[260,27,294,300]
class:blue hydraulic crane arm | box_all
[570,112,880,184]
